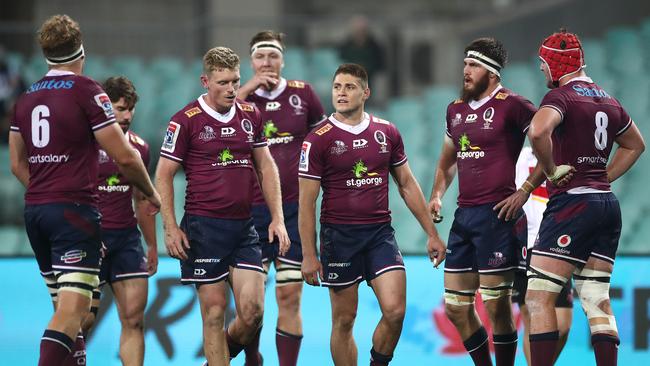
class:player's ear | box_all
[363,86,371,101]
[200,74,209,89]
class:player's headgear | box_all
[250,40,284,57]
[539,29,585,85]
[464,38,507,77]
[45,44,84,65]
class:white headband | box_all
[250,40,283,57]
[45,44,85,65]
[465,50,502,77]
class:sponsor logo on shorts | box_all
[328,273,339,280]
[194,258,221,263]
[457,134,484,160]
[194,269,207,276]
[61,249,87,264]
[488,252,507,267]
[346,160,382,187]
[557,234,571,248]
[328,262,351,267]
[521,246,528,260]
[299,142,311,172]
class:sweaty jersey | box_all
[11,70,116,205]
[246,78,326,205]
[299,113,407,224]
[515,146,548,248]
[160,96,267,219]
[446,86,537,207]
[539,77,633,196]
[97,131,150,229]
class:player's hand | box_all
[428,195,443,223]
[164,225,190,260]
[250,71,279,91]
[547,165,576,187]
[146,246,159,275]
[427,235,446,269]
[268,219,290,256]
[144,190,162,216]
[493,189,528,221]
[301,253,322,286]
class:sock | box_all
[276,328,303,366]
[529,331,559,366]
[244,327,263,366]
[463,327,493,366]
[225,329,245,360]
[493,331,518,366]
[592,334,619,366]
[39,329,74,366]
[63,333,86,366]
[370,347,393,366]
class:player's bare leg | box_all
[555,307,572,362]
[227,267,265,360]
[275,279,303,365]
[112,278,148,366]
[480,271,517,366]
[444,272,491,366]
[525,255,574,366]
[329,283,360,366]
[369,270,406,365]
[520,304,532,365]
[198,281,229,366]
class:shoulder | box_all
[172,100,202,125]
[286,80,308,89]
[498,88,533,106]
[306,121,334,142]
[447,98,465,113]
[127,131,149,149]
[369,114,399,133]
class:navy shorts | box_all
[445,203,522,274]
[99,226,148,286]
[24,203,102,277]
[319,222,404,289]
[180,214,263,286]
[532,193,621,265]
[252,202,302,267]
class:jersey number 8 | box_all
[594,111,608,151]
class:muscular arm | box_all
[134,189,158,274]
[527,107,563,177]
[9,132,29,188]
[154,158,181,231]
[608,122,645,183]
[298,177,323,284]
[252,146,283,221]
[428,135,457,211]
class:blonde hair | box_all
[38,14,82,60]
[203,47,240,74]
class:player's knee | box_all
[120,312,145,332]
[332,310,356,333]
[381,301,405,326]
[574,268,617,335]
[240,301,264,330]
[276,286,301,314]
[525,266,566,311]
[201,303,227,329]
[443,289,475,325]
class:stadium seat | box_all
[0,146,10,176]
[0,226,21,255]
[281,48,308,81]
[83,55,113,82]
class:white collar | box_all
[329,112,370,135]
[198,94,236,123]
[46,69,75,76]
[565,76,593,84]
[468,84,503,110]
[254,77,287,100]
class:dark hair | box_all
[333,63,369,88]
[102,76,138,108]
[464,37,508,69]
[38,14,82,60]
[249,30,285,51]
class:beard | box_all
[461,72,490,102]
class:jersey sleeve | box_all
[298,134,324,180]
[9,102,20,132]
[77,78,117,131]
[160,117,189,163]
[615,103,633,136]
[445,104,453,138]
[389,125,408,167]
[539,89,568,123]
[512,97,538,133]
[251,107,268,148]
[305,84,327,128]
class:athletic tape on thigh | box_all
[275,261,302,286]
[444,289,476,306]
[574,268,617,334]
[527,266,567,293]
[57,272,100,299]
[43,274,58,302]
[478,281,513,301]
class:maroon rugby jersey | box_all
[246,78,326,205]
[11,70,116,205]
[445,86,537,207]
[97,131,150,229]
[299,113,407,224]
[159,96,267,219]
[539,77,633,196]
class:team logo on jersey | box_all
[374,131,388,153]
[347,160,382,188]
[199,126,217,141]
[94,93,115,119]
[106,173,120,186]
[98,149,110,164]
[263,121,294,145]
[451,113,462,127]
[482,107,495,130]
[299,142,311,172]
[557,235,572,248]
[289,94,304,115]
[61,249,87,264]
[353,139,368,149]
[241,119,254,142]
[265,101,281,111]
[315,123,333,136]
[457,134,484,159]
[488,252,507,267]
[330,140,348,155]
[162,122,181,153]
[465,114,478,123]
[220,127,236,138]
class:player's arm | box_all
[154,157,189,260]
[528,107,575,186]
[252,146,290,254]
[298,177,323,285]
[493,158,546,221]
[95,124,160,211]
[391,162,446,267]
[9,131,29,188]
[236,71,279,99]
[428,135,457,217]
[607,122,645,183]
[134,189,158,275]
